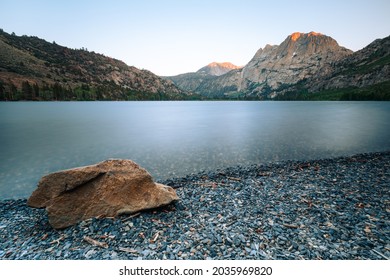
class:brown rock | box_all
[27,159,179,229]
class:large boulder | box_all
[27,159,179,229]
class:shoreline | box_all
[1,151,389,260]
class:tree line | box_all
[0,81,97,101]
[0,80,202,101]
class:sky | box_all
[1,0,389,76]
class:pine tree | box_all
[52,82,62,100]
[0,81,4,100]
[32,83,39,100]
[10,83,17,100]
[21,81,33,100]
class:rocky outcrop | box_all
[27,159,179,229]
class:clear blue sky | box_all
[1,0,389,76]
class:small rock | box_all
[85,249,96,259]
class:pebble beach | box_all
[1,151,389,260]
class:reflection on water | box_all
[1,101,389,199]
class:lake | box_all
[1,101,389,200]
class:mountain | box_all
[164,62,241,93]
[0,29,193,101]
[2,29,388,101]
[238,32,352,98]
[168,32,354,98]
[197,62,241,76]
[166,32,390,100]
[288,35,390,100]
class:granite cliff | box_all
[167,32,390,100]
[239,32,352,98]
[275,34,390,100]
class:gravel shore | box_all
[1,151,389,260]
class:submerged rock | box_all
[27,159,179,229]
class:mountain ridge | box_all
[197,62,242,76]
[163,61,241,93]
[0,29,194,101]
[166,32,390,100]
[1,29,389,101]
[238,31,353,98]
[273,34,390,100]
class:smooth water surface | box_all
[1,101,389,199]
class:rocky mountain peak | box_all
[167,32,389,100]
[280,31,343,57]
[197,62,241,76]
[207,62,238,68]
[291,32,301,41]
[239,31,353,94]
[290,31,323,41]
